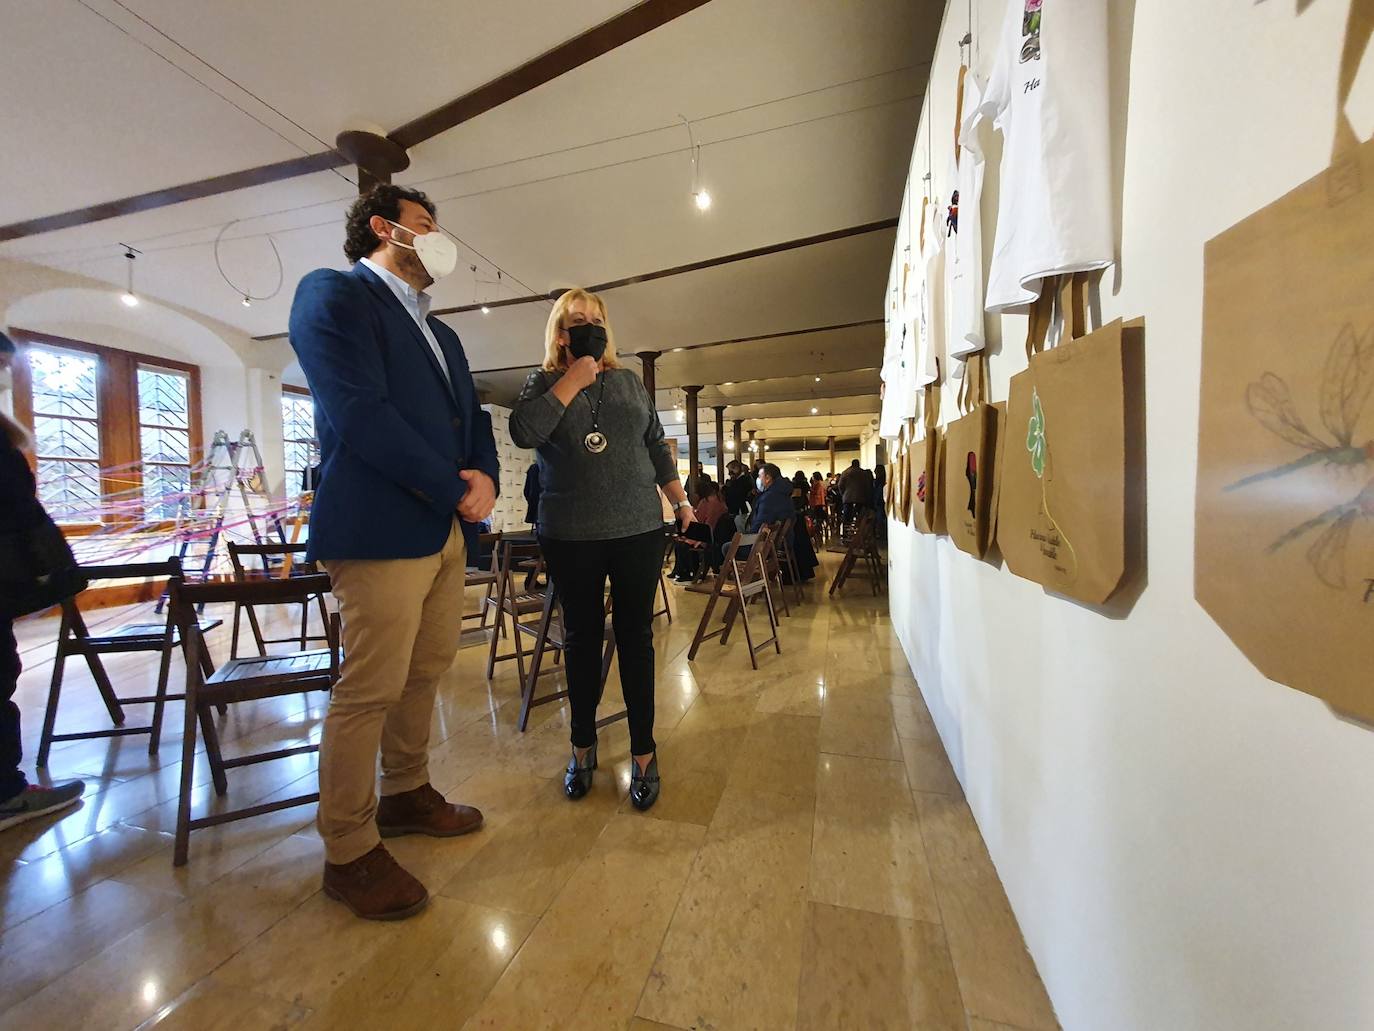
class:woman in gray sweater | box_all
[510,288,692,811]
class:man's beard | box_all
[395,243,432,287]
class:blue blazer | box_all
[287,262,499,562]
[748,480,795,533]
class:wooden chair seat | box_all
[85,617,224,650]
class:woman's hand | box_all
[549,355,600,408]
[677,505,697,532]
[562,355,600,392]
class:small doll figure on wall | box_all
[946,190,960,236]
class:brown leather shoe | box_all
[322,844,428,921]
[376,783,484,839]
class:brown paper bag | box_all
[911,387,945,534]
[997,275,1142,603]
[943,356,1005,558]
[1195,6,1374,719]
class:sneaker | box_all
[0,780,85,833]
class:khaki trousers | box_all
[318,519,466,864]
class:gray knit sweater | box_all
[509,367,679,541]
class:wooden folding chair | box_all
[37,558,224,766]
[828,511,886,596]
[463,531,501,629]
[759,521,792,618]
[485,537,549,682]
[168,574,340,866]
[685,528,782,669]
[518,582,624,732]
[227,542,330,659]
[771,516,805,607]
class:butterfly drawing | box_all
[1227,324,1374,492]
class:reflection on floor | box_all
[0,554,1057,1031]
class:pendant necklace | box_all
[581,373,609,454]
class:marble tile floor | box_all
[0,556,1058,1030]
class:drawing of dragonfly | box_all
[1267,478,1374,589]
[1227,324,1374,491]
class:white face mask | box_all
[756,475,767,491]
[385,219,458,281]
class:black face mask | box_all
[566,323,608,362]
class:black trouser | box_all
[1,617,26,801]
[539,528,664,756]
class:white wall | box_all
[0,258,294,497]
[889,3,1374,1030]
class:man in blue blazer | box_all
[289,184,498,920]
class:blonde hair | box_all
[542,288,620,372]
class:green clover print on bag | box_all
[1026,389,1047,479]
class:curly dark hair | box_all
[342,184,437,263]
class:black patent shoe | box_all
[629,755,660,811]
[564,743,597,800]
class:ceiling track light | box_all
[213,220,283,310]
[118,244,141,307]
[680,115,712,212]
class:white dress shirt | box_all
[359,257,452,388]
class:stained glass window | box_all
[138,366,192,521]
[29,347,101,523]
[281,391,316,500]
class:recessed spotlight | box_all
[814,376,821,382]
[694,189,712,211]
[811,407,819,415]
[241,296,252,308]
[481,305,490,315]
[120,292,139,308]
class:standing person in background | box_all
[722,459,752,531]
[0,332,86,833]
[790,471,808,513]
[839,458,870,530]
[510,287,693,812]
[523,461,541,531]
[289,184,499,921]
[809,471,827,527]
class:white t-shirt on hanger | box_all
[915,196,946,387]
[947,70,988,358]
[880,253,904,439]
[981,0,1113,313]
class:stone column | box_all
[636,351,659,398]
[713,405,726,484]
[828,435,836,475]
[732,419,743,461]
[684,385,702,501]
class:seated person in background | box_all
[671,481,728,582]
[748,463,794,534]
